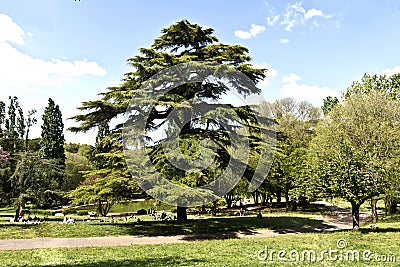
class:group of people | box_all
[61,216,75,224]
[149,209,176,221]
[10,210,45,224]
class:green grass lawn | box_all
[0,225,399,267]
[0,212,322,239]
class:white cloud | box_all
[290,2,306,14]
[304,8,323,20]
[0,14,106,96]
[280,38,289,44]
[280,73,338,106]
[280,2,306,32]
[379,66,400,77]
[266,2,336,33]
[0,14,24,45]
[234,24,266,39]
[282,73,301,83]
[267,15,280,26]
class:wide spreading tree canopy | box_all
[70,20,274,220]
[308,90,400,229]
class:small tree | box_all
[344,73,400,215]
[69,173,135,216]
[308,91,400,229]
[10,152,63,220]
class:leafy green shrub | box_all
[62,207,76,215]
[77,210,89,216]
[136,209,147,215]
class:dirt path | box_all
[314,200,372,228]
[0,202,369,251]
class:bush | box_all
[77,210,89,216]
[62,207,76,215]
[136,209,147,215]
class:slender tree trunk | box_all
[225,195,233,208]
[370,198,378,223]
[25,127,30,152]
[253,192,259,205]
[269,196,273,213]
[285,188,290,212]
[177,206,187,221]
[351,202,361,230]
[14,206,20,222]
[261,193,267,205]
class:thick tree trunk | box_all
[386,199,397,215]
[177,206,187,221]
[351,202,361,230]
[370,198,378,223]
[276,190,282,204]
[390,201,398,214]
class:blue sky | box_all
[1,0,400,144]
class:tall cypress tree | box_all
[0,101,5,138]
[40,98,65,165]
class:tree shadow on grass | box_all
[33,257,206,267]
[360,228,400,234]
[110,216,323,238]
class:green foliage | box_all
[69,172,137,216]
[344,73,400,99]
[64,143,80,153]
[10,152,65,209]
[0,98,39,207]
[40,98,65,163]
[62,207,77,215]
[308,91,400,228]
[39,98,66,192]
[63,152,91,191]
[321,96,339,115]
[257,98,320,208]
[77,210,89,216]
[344,73,400,214]
[69,20,269,220]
